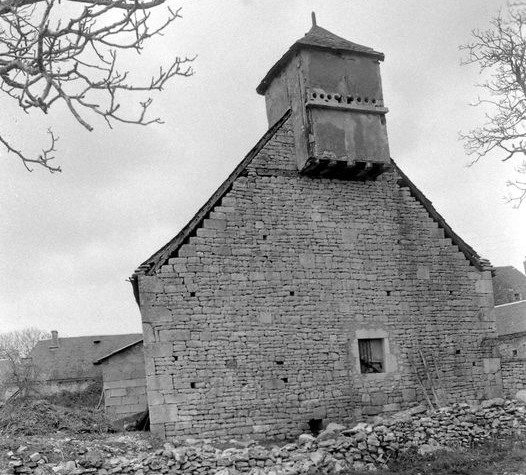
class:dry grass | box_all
[347,438,526,475]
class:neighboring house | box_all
[131,22,502,441]
[493,264,526,305]
[93,339,147,420]
[29,331,142,395]
[496,300,526,397]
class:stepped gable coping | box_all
[130,109,292,297]
[392,161,492,273]
[129,109,491,305]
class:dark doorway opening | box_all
[308,418,323,436]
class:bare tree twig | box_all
[0,0,194,171]
[0,328,50,397]
[460,3,526,206]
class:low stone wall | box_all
[8,398,526,475]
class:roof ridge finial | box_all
[311,11,317,27]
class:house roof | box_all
[93,339,143,365]
[256,24,384,95]
[130,109,491,305]
[496,300,526,337]
[30,333,143,382]
[493,265,526,305]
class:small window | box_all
[358,338,384,373]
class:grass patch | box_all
[357,437,526,475]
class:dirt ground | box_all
[3,397,526,475]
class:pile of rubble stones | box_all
[6,398,526,475]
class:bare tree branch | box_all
[460,2,526,206]
[0,328,49,397]
[0,0,194,172]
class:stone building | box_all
[29,331,142,394]
[93,339,147,420]
[131,22,502,440]
[493,264,526,305]
[496,300,526,397]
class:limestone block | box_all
[107,388,126,398]
[416,266,430,280]
[263,379,285,390]
[281,315,301,325]
[196,228,217,238]
[253,424,271,434]
[144,356,155,376]
[164,393,188,404]
[483,358,501,374]
[476,279,493,295]
[299,254,315,268]
[363,406,381,416]
[121,396,139,405]
[341,229,358,245]
[370,392,388,406]
[402,388,416,402]
[159,329,190,341]
[215,246,232,256]
[105,396,122,406]
[150,404,179,424]
[138,275,165,293]
[160,264,173,274]
[145,342,173,358]
[142,323,155,342]
[179,245,196,257]
[150,423,166,439]
[147,374,173,391]
[138,292,156,307]
[203,219,227,231]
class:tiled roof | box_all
[296,25,379,55]
[256,25,384,95]
[93,339,143,365]
[493,266,526,305]
[30,333,142,382]
[496,300,526,337]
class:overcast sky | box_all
[1,0,525,337]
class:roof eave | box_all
[256,43,384,96]
[131,109,293,283]
[93,338,144,365]
[392,160,493,273]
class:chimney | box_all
[523,256,526,275]
[50,330,59,348]
[257,16,390,178]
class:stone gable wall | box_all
[138,118,500,440]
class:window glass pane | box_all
[358,338,384,373]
